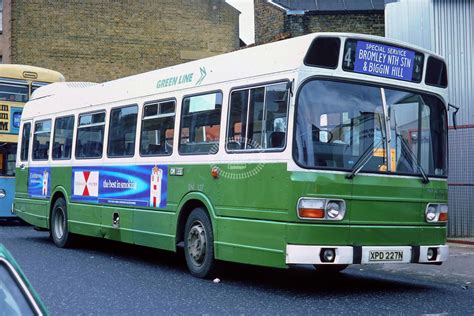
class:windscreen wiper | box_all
[391,110,430,184]
[346,138,383,180]
[395,132,430,184]
[347,112,386,180]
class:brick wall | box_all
[255,0,385,44]
[254,0,285,45]
[302,13,385,37]
[10,0,239,82]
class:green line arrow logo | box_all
[195,67,207,86]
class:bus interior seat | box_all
[180,142,217,154]
[147,143,163,155]
[125,143,134,155]
[53,142,62,158]
[269,131,285,148]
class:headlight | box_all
[425,203,448,223]
[0,189,5,199]
[297,198,346,221]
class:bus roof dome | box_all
[31,82,98,100]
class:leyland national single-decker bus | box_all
[14,33,451,278]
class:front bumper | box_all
[286,244,449,265]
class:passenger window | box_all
[76,112,105,159]
[108,105,138,158]
[52,116,74,160]
[227,82,289,151]
[20,122,31,161]
[179,92,222,155]
[32,120,52,161]
[140,100,175,156]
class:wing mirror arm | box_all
[448,103,459,129]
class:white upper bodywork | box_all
[19,32,449,172]
[21,32,448,121]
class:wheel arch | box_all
[48,185,69,229]
[175,192,217,250]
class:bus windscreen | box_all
[342,39,424,83]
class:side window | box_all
[227,82,289,152]
[20,123,31,161]
[76,112,105,159]
[32,120,52,161]
[52,116,74,160]
[108,105,138,158]
[179,92,222,155]
[140,100,175,156]
[0,144,17,176]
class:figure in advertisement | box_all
[42,170,49,196]
[150,165,162,207]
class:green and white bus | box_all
[14,33,451,278]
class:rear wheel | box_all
[313,264,348,273]
[184,207,215,278]
[50,197,74,248]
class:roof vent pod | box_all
[304,37,341,69]
[30,82,98,101]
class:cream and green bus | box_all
[14,33,451,278]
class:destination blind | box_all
[342,39,424,83]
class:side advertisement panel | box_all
[71,165,168,208]
[28,167,51,198]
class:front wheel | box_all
[50,197,74,248]
[184,208,215,278]
[313,264,348,273]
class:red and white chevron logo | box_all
[74,171,99,197]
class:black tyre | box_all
[313,264,348,273]
[50,197,74,248]
[184,207,215,278]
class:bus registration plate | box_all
[369,250,404,262]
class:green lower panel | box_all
[101,206,135,244]
[215,217,286,268]
[286,223,350,245]
[133,209,176,251]
[215,241,286,268]
[14,198,49,228]
[68,203,103,238]
[418,226,447,245]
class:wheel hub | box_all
[187,222,206,265]
[54,208,65,240]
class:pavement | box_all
[447,237,474,246]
